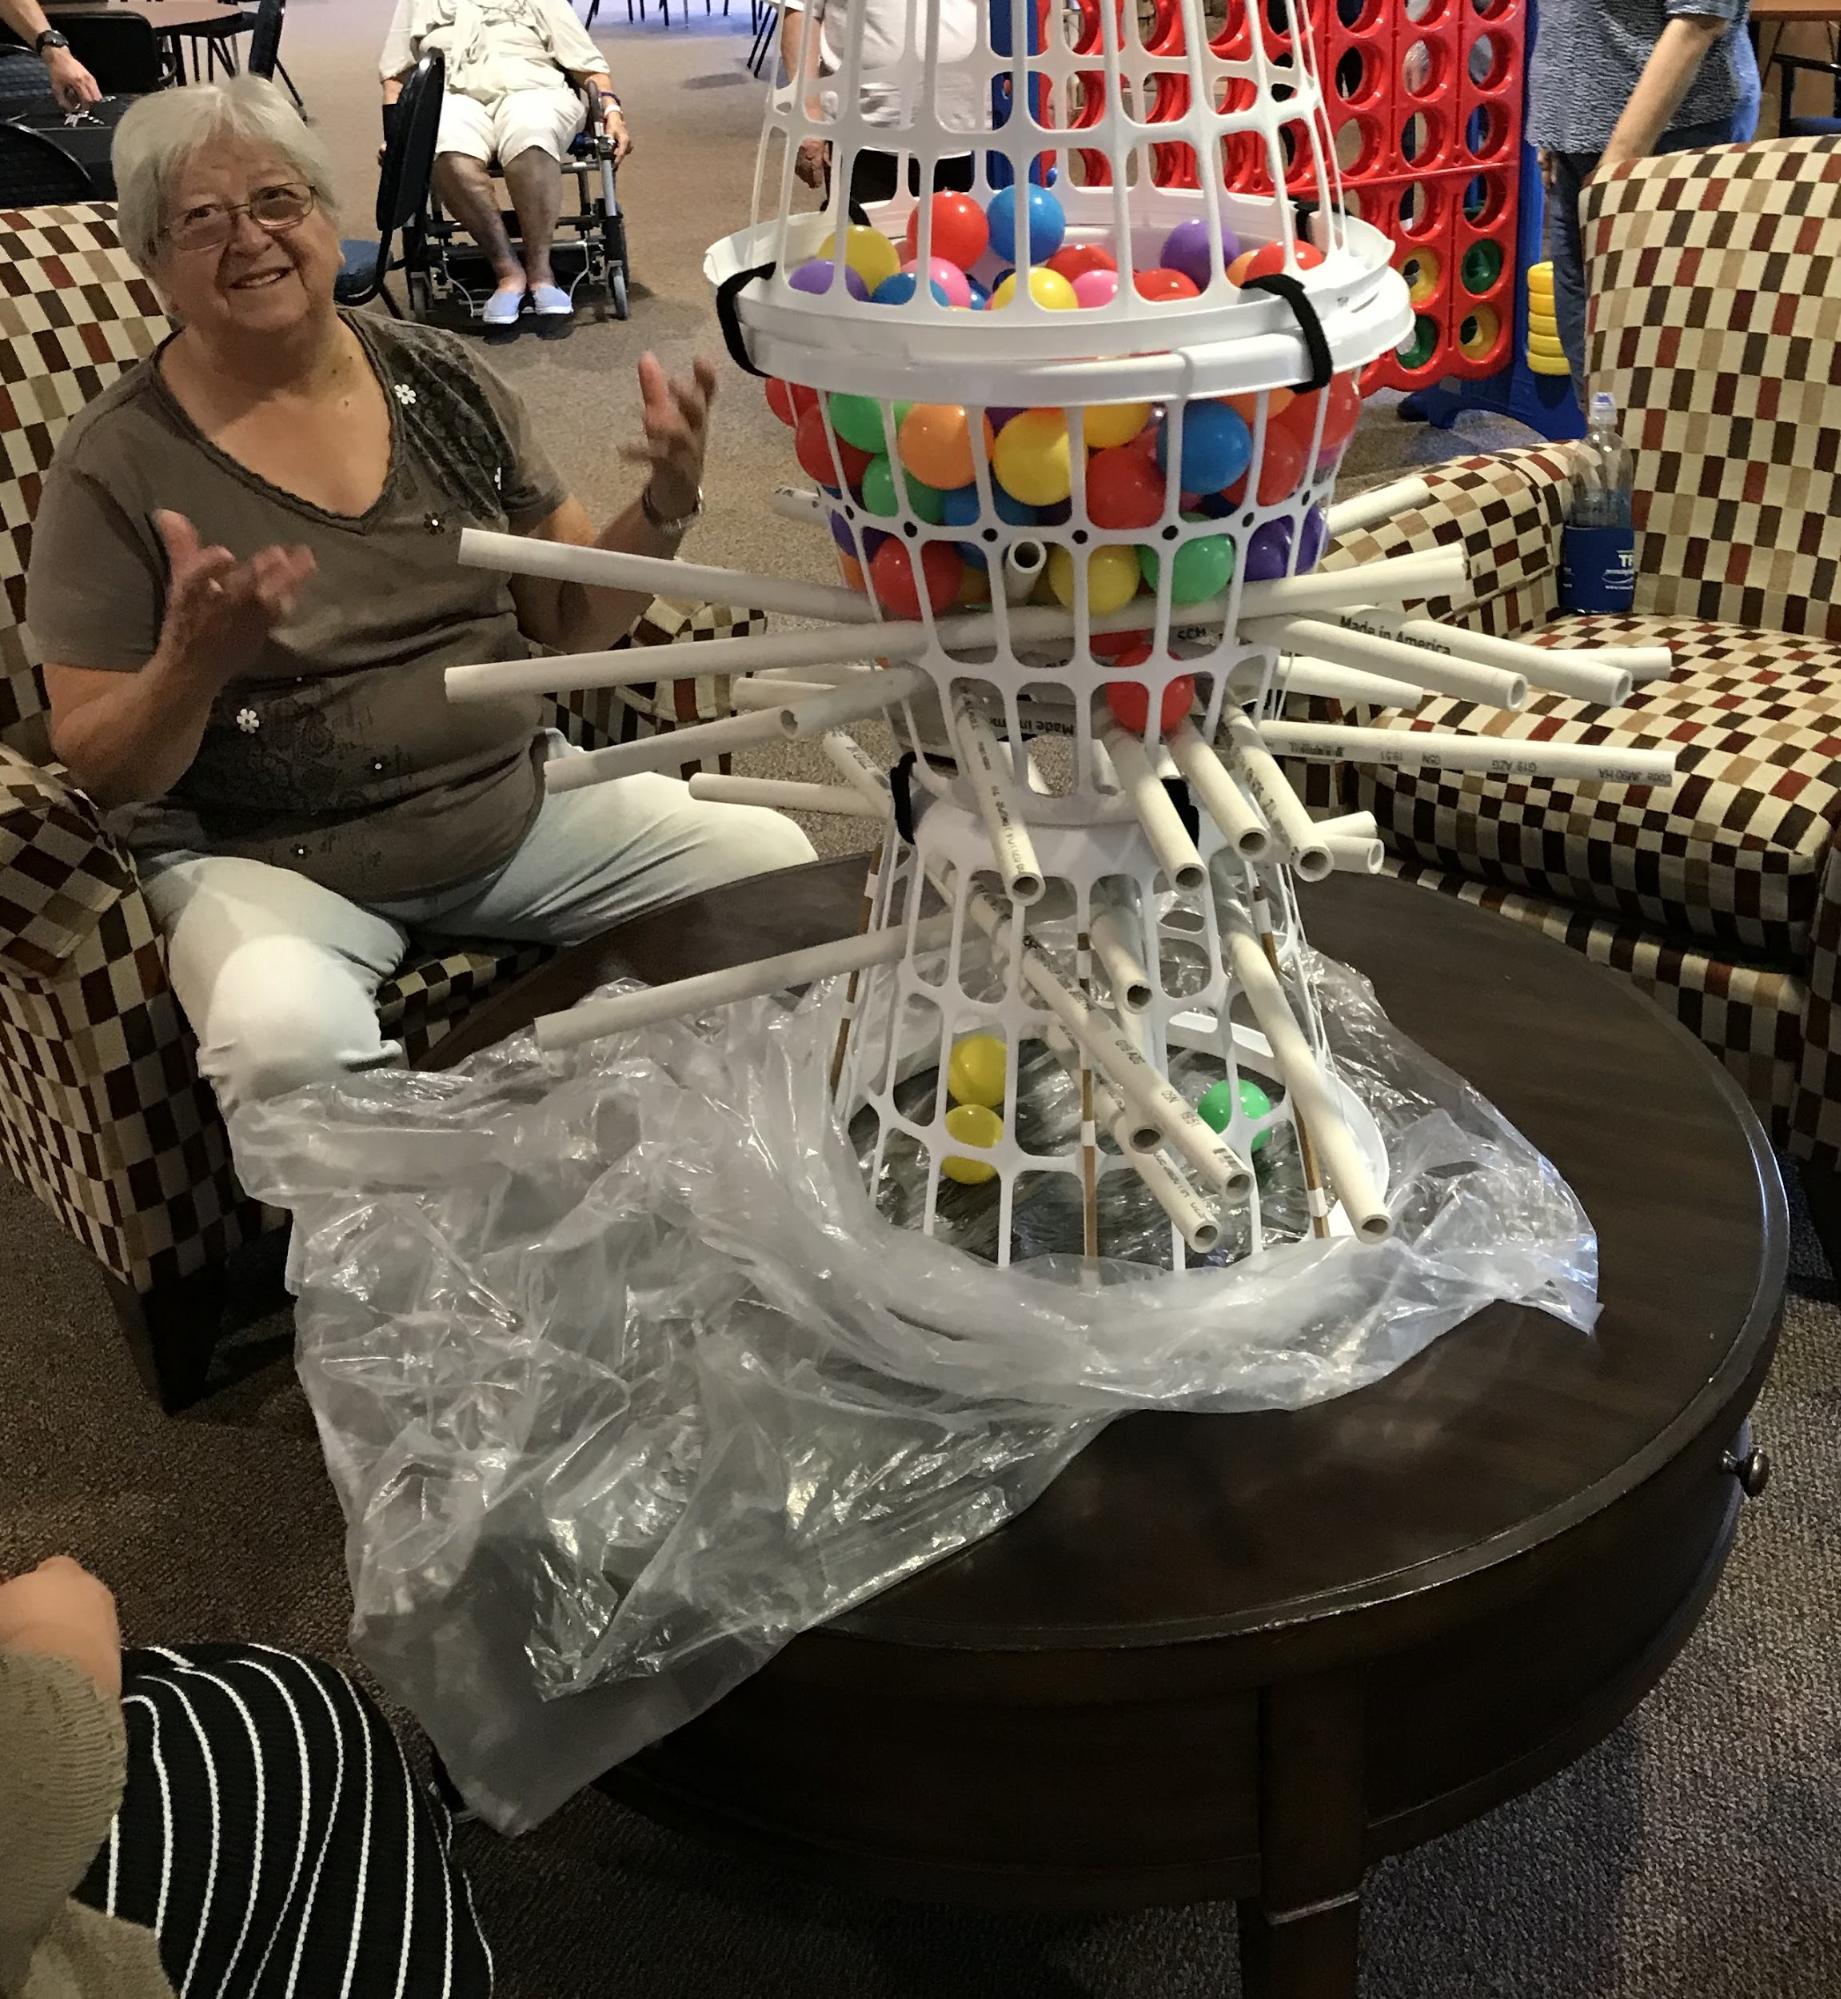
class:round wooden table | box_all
[438,858,1786,1999]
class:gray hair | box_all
[113,76,339,270]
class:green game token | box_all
[1461,240,1503,294]
[859,455,946,523]
[1398,314,1440,369]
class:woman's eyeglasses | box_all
[164,182,316,253]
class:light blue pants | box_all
[142,754,816,1116]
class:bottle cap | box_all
[1589,390,1617,426]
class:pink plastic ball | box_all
[1072,268,1119,309]
[902,257,972,309]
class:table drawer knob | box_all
[1721,1447,1771,1498]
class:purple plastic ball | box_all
[1159,217,1242,291]
[828,510,885,558]
[1244,518,1295,582]
[1297,505,1328,571]
[790,258,869,301]
[986,406,1025,430]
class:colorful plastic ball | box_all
[829,392,899,455]
[827,510,886,558]
[902,256,973,309]
[1072,268,1119,309]
[1080,401,1153,450]
[1298,505,1328,569]
[955,564,992,607]
[1048,243,1118,285]
[904,192,989,270]
[765,378,819,428]
[1243,516,1296,581]
[1225,423,1307,508]
[1224,387,1295,428]
[1047,543,1142,615]
[843,224,902,295]
[1097,636,1152,667]
[989,266,1078,312]
[1155,401,1253,496]
[790,257,869,300]
[872,269,952,307]
[869,538,963,618]
[993,409,1072,507]
[942,1101,1003,1184]
[837,552,867,592]
[1228,239,1327,286]
[1133,266,1202,303]
[1085,446,1167,531]
[985,182,1066,265]
[947,1033,1007,1108]
[1159,217,1242,290]
[1198,1075,1273,1146]
[1278,371,1364,452]
[939,480,1037,565]
[859,455,946,524]
[898,404,992,491]
[1104,672,1195,736]
[795,406,873,490]
[1139,522,1235,605]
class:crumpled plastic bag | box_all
[233,949,1596,1833]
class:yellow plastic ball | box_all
[1046,543,1142,614]
[843,224,902,296]
[954,564,992,607]
[989,267,1079,312]
[942,1101,1003,1183]
[992,408,1072,507]
[1081,401,1153,449]
[947,1033,1007,1108]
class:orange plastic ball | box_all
[837,552,867,591]
[903,193,990,270]
[1278,372,1364,452]
[897,403,995,491]
[1132,266,1201,302]
[1228,240,1328,287]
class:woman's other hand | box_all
[45,48,102,112]
[153,510,317,685]
[0,1557,121,1699]
[604,104,634,163]
[622,353,717,522]
[795,136,829,188]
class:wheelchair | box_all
[409,79,629,324]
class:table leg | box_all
[1237,1673,1365,1999]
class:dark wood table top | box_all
[438,857,1786,1657]
[47,1,244,30]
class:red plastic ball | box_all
[1228,239,1328,286]
[794,405,873,490]
[1048,243,1118,285]
[1132,266,1202,302]
[1225,422,1308,507]
[1085,446,1167,530]
[870,538,964,619]
[765,377,818,427]
[903,193,990,271]
[1091,628,1152,660]
[1278,371,1364,452]
[1105,672,1195,735]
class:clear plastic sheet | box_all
[234,950,1597,1834]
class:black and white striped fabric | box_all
[73,1645,494,1998]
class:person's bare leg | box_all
[502,145,565,292]
[433,151,526,306]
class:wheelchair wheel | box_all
[407,267,431,320]
[610,268,629,320]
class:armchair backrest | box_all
[0,204,168,763]
[1583,136,1841,642]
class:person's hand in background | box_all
[795,136,830,188]
[604,102,634,163]
[44,45,101,112]
[0,1557,121,1699]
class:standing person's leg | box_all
[495,88,586,308]
[1547,149,1596,406]
[431,95,528,320]
[398,764,816,947]
[140,855,408,1119]
[74,1646,492,1998]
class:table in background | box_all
[48,1,247,85]
[435,862,1786,1999]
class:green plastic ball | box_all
[1198,1076,1275,1151]
[859,454,946,524]
[1138,517,1236,606]
[828,392,909,456]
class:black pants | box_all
[844,148,975,213]
[75,1646,494,1997]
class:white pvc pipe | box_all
[448,648,691,704]
[1324,476,1435,542]
[546,709,786,791]
[768,485,827,528]
[1099,724,1207,891]
[457,526,876,626]
[1317,809,1379,840]
[1089,902,1153,1012]
[729,677,835,710]
[686,774,883,816]
[1259,721,1679,786]
[1266,657,1427,711]
[1254,615,1528,711]
[537,912,956,1051]
[1166,720,1272,862]
[1324,832,1385,874]
[961,884,1252,1197]
[822,730,893,805]
[775,665,930,736]
[1221,713,1334,882]
[1614,647,1675,684]
[1002,538,1047,605]
[952,694,1044,904]
[1323,608,1633,709]
[1225,927,1391,1243]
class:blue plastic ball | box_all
[964,275,990,311]
[872,269,952,307]
[939,481,1039,565]
[984,184,1066,265]
[1155,401,1253,496]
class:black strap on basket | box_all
[1164,776,1201,846]
[1242,266,1334,393]
[890,748,921,845]
[714,258,775,377]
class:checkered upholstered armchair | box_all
[0,204,758,1407]
[1311,136,1841,1244]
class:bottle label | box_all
[1560,524,1635,615]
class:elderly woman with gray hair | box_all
[27,77,813,1124]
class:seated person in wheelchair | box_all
[26,80,814,1120]
[380,0,632,325]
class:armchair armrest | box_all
[0,740,138,987]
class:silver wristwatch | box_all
[641,483,703,536]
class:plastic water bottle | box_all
[1559,391,1636,615]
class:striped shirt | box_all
[1526,0,1758,153]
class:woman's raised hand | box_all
[153,511,317,685]
[622,354,718,523]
